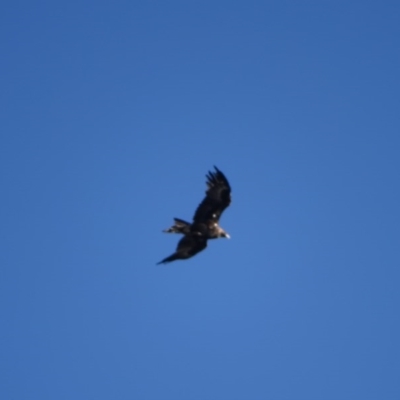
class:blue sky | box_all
[1,1,400,399]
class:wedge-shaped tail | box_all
[163,218,191,235]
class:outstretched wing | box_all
[193,166,231,223]
[157,234,207,265]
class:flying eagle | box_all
[157,166,232,264]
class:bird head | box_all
[219,228,230,239]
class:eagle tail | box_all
[162,218,191,234]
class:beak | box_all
[224,233,231,239]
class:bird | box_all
[157,166,232,264]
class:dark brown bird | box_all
[157,166,232,265]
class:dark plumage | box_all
[157,166,232,265]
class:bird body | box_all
[157,166,231,264]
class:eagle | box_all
[157,166,232,264]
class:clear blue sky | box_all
[1,2,399,399]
